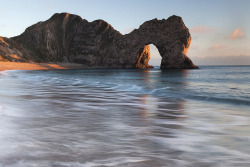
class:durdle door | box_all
[0,13,198,69]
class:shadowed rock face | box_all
[0,13,198,69]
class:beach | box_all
[0,62,86,71]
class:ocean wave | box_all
[187,94,250,107]
[149,86,170,94]
[0,67,250,166]
[0,70,11,76]
[125,85,143,91]
[81,157,148,167]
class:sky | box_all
[0,0,249,65]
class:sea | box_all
[0,66,249,167]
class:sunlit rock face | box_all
[135,45,153,69]
[0,13,198,69]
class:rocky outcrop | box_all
[135,45,153,69]
[0,13,198,69]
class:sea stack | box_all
[0,13,198,69]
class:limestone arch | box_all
[125,16,198,69]
[135,42,164,69]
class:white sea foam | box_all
[0,70,11,76]
[149,86,169,94]
[126,85,143,91]
[1,69,23,74]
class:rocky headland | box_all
[0,13,198,69]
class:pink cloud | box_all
[192,55,250,65]
[210,44,225,50]
[229,28,244,39]
[191,25,217,34]
[190,45,199,49]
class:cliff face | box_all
[0,13,198,69]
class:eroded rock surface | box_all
[0,13,198,69]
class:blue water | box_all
[0,66,249,167]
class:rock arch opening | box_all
[135,44,162,69]
[148,44,162,68]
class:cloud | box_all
[190,45,199,49]
[210,44,225,50]
[191,25,217,34]
[192,55,250,65]
[229,28,244,39]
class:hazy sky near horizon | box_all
[0,0,249,65]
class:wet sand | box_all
[0,62,85,71]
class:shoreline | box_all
[0,62,86,72]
